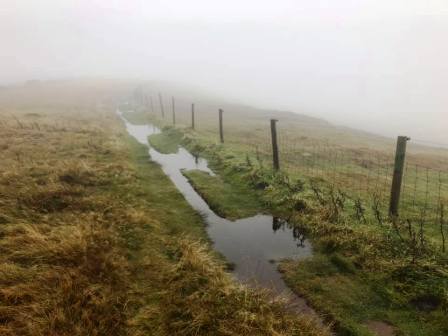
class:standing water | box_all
[120,111,315,314]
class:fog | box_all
[1,0,447,144]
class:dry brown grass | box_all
[0,93,133,335]
[141,238,329,336]
[0,221,129,335]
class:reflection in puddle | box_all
[119,111,313,307]
[273,217,307,248]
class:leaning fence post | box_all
[219,109,224,143]
[158,93,164,119]
[172,96,176,125]
[191,103,195,130]
[270,119,280,171]
[389,135,410,216]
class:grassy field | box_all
[0,81,329,336]
[127,93,448,336]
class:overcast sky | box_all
[1,0,447,144]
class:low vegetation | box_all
[0,82,330,336]
[135,105,448,336]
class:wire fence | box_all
[251,133,447,227]
[135,90,448,249]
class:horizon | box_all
[1,0,447,144]
[2,77,448,150]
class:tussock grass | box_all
[131,237,330,336]
[0,220,129,336]
[0,95,133,335]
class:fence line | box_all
[134,91,448,250]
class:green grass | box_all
[140,98,448,247]
[125,135,206,238]
[132,108,448,336]
[281,253,448,336]
[183,169,265,220]
[121,119,330,336]
[148,127,183,154]
[282,255,381,336]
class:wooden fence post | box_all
[219,109,224,143]
[150,96,155,114]
[144,94,149,112]
[191,103,195,130]
[158,93,164,119]
[172,97,176,125]
[270,119,280,171]
[389,135,410,216]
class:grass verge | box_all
[183,169,265,220]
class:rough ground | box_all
[0,81,330,336]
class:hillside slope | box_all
[0,80,329,336]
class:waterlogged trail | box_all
[120,111,316,314]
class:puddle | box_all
[120,111,314,312]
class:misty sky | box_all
[1,1,447,144]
